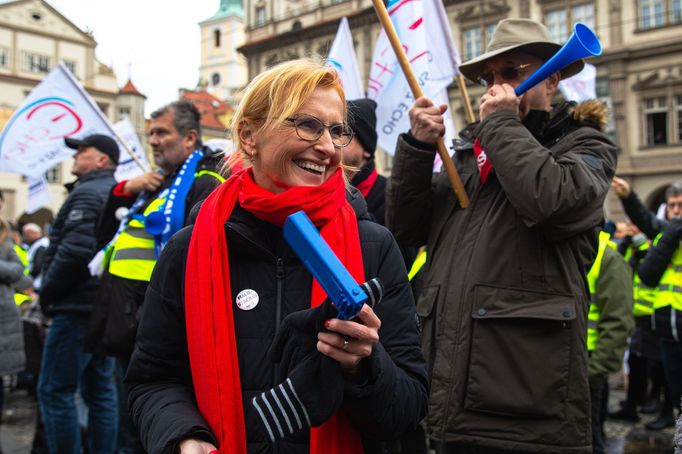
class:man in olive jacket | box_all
[386,19,618,453]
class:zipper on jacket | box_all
[273,257,285,393]
[275,258,284,330]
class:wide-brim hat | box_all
[459,18,584,84]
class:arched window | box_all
[214,29,221,48]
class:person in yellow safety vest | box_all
[612,176,682,430]
[84,100,224,454]
[12,239,33,307]
[609,233,666,424]
[585,229,634,453]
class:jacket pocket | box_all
[416,285,439,379]
[464,283,575,419]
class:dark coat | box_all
[125,189,428,454]
[351,159,387,226]
[39,169,116,315]
[386,101,618,452]
[0,239,26,375]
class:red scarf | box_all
[185,167,365,454]
[355,169,378,198]
[473,138,492,184]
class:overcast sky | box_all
[49,1,219,115]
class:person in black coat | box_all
[37,133,120,454]
[125,59,428,454]
[612,177,682,430]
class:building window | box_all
[118,107,130,119]
[674,0,682,22]
[63,60,76,74]
[546,4,595,43]
[462,24,497,61]
[463,27,482,61]
[0,47,8,68]
[572,4,595,29]
[644,96,668,146]
[23,53,50,73]
[255,6,266,26]
[546,9,568,42]
[45,164,61,184]
[677,95,682,142]
[638,0,681,28]
[214,29,221,48]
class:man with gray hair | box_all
[85,100,224,453]
[387,18,617,452]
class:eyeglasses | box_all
[478,63,532,87]
[283,114,354,148]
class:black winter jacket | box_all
[620,192,679,287]
[40,169,116,314]
[125,189,428,454]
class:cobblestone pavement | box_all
[1,385,677,453]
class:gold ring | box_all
[342,339,350,351]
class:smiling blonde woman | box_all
[125,59,428,454]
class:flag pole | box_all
[111,129,146,171]
[371,0,469,208]
[456,74,476,124]
[57,63,146,172]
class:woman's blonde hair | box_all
[227,58,346,169]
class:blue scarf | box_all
[141,149,204,257]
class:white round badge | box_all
[236,289,259,311]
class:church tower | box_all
[198,0,247,102]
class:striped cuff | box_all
[251,378,312,442]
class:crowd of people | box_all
[0,17,680,454]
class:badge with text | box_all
[235,289,259,311]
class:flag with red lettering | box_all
[368,0,460,157]
[0,63,123,178]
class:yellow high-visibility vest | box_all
[108,170,224,282]
[650,233,682,312]
[586,231,617,351]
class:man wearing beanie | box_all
[345,98,386,225]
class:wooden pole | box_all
[371,0,469,208]
[456,74,476,125]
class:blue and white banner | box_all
[0,64,122,178]
[327,17,365,100]
[25,175,51,215]
[113,117,149,182]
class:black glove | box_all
[251,349,344,442]
[267,299,337,375]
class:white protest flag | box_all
[25,176,51,215]
[368,0,460,155]
[0,63,123,178]
[113,117,149,181]
[559,63,596,103]
[327,17,364,100]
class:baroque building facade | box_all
[238,0,682,217]
[0,0,146,222]
[199,0,248,103]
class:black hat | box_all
[347,98,378,157]
[64,134,119,166]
